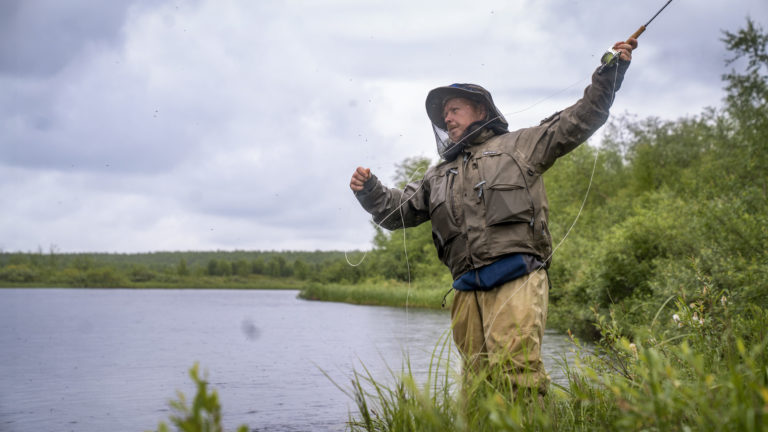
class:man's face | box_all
[443,98,486,142]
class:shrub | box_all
[0,264,38,283]
[152,363,248,432]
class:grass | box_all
[339,333,768,431]
[298,279,453,309]
[335,286,768,431]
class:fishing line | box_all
[482,59,622,334]
[503,76,590,117]
[344,63,603,331]
[467,0,676,376]
[344,167,427,267]
[341,0,671,390]
[343,166,428,342]
[343,50,624,368]
[344,70,593,269]
[481,0,672,333]
[343,69,597,352]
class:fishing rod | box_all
[600,0,675,67]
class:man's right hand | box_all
[350,166,372,192]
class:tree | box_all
[251,257,265,275]
[177,258,189,277]
[265,256,291,277]
[129,264,156,282]
[720,17,768,192]
[293,259,310,280]
[232,259,250,277]
[207,259,232,276]
[547,18,768,337]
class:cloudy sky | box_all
[1,0,766,254]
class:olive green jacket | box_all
[355,62,630,280]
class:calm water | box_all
[0,289,574,432]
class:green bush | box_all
[152,363,248,432]
[0,264,38,283]
[130,264,157,282]
[84,267,126,288]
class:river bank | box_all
[298,280,451,309]
[0,274,304,290]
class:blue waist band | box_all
[452,254,543,291]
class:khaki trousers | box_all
[450,268,550,393]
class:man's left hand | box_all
[613,38,638,61]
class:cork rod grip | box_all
[628,25,647,41]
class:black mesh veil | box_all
[425,83,508,161]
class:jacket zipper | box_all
[461,151,474,268]
[448,168,458,225]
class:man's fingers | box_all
[618,48,631,61]
[350,166,372,192]
[613,42,630,51]
[356,167,371,179]
[611,41,634,61]
[350,177,364,191]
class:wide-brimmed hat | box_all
[425,83,508,131]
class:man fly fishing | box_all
[349,35,637,396]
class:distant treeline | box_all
[0,250,368,288]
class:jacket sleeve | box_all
[521,59,631,173]
[353,173,431,231]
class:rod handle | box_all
[628,25,646,41]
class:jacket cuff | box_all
[597,58,631,76]
[353,174,379,198]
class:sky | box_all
[1,0,766,254]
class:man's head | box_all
[425,83,509,161]
[442,97,487,142]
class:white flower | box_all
[721,296,728,307]
[673,313,683,327]
[629,343,638,356]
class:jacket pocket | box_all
[478,152,534,226]
[429,173,461,250]
[485,186,534,226]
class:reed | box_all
[299,279,452,309]
[339,290,768,431]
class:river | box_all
[0,289,575,431]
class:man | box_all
[350,40,637,395]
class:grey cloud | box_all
[0,0,206,174]
[1,0,766,253]
[0,0,169,77]
[1,81,205,173]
